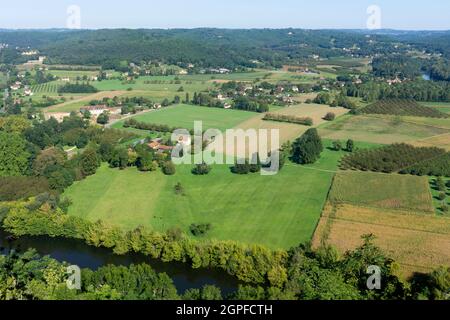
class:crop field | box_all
[318,114,450,145]
[32,82,61,94]
[360,99,448,118]
[329,171,434,213]
[112,104,257,131]
[312,204,450,277]
[63,146,345,249]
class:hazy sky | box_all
[1,0,449,30]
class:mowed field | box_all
[318,114,450,146]
[313,204,450,276]
[329,171,435,213]
[63,148,343,249]
[112,104,258,131]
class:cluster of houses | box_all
[80,105,122,119]
[9,81,33,96]
[200,68,231,74]
[145,135,191,154]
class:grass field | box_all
[63,142,348,249]
[329,171,434,213]
[312,203,450,277]
[318,114,450,145]
[112,104,258,131]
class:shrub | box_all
[332,140,342,151]
[162,161,176,175]
[192,163,212,175]
[323,112,336,121]
[190,223,212,236]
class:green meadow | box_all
[112,104,258,131]
[63,142,348,249]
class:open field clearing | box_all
[63,148,343,249]
[312,204,450,277]
[112,104,257,131]
[45,91,127,112]
[236,103,349,144]
[318,114,450,145]
[329,171,434,213]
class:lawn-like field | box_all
[312,203,450,277]
[329,171,434,213]
[112,104,258,131]
[318,114,450,145]
[63,144,346,249]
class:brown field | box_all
[411,133,450,151]
[237,103,349,143]
[313,204,450,277]
[46,91,127,112]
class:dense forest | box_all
[2,29,449,70]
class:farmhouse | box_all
[24,86,33,96]
[43,112,71,123]
[80,105,109,117]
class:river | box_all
[0,228,240,295]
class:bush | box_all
[438,192,446,201]
[190,223,212,236]
[332,140,342,151]
[324,112,336,121]
[192,163,212,175]
[162,161,176,175]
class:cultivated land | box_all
[318,114,450,145]
[329,171,435,213]
[112,104,257,131]
[63,142,348,249]
[45,91,127,113]
[312,204,450,276]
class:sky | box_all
[0,0,449,30]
